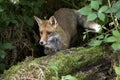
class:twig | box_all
[108,0,118,29]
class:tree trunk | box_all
[2,46,112,80]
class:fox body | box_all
[34,8,101,54]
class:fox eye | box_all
[47,31,52,35]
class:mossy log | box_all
[2,46,111,80]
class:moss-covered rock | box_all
[2,46,111,80]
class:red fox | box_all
[34,8,101,54]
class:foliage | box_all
[0,0,44,27]
[114,65,120,75]
[0,0,119,78]
[0,43,14,59]
[49,62,78,80]
[79,0,120,78]
[78,0,108,22]
[89,29,120,51]
[114,65,120,79]
[106,0,120,19]
[0,43,15,71]
[49,62,59,79]
[79,0,120,51]
[0,0,45,72]
[104,30,120,51]
[0,63,5,71]
[61,75,77,80]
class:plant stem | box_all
[107,0,118,29]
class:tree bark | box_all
[2,46,112,80]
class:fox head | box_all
[34,16,58,46]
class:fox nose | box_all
[39,42,43,45]
[39,41,46,45]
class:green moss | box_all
[75,72,87,80]
[45,46,104,80]
[47,53,79,77]
[4,57,41,80]
[3,46,106,80]
[4,62,22,80]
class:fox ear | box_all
[49,16,57,26]
[34,16,42,26]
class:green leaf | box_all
[0,6,3,12]
[99,6,108,13]
[49,62,58,77]
[112,30,120,38]
[97,35,104,39]
[104,34,110,39]
[91,1,100,10]
[0,50,6,59]
[89,40,102,46]
[0,0,4,3]
[2,43,15,50]
[24,16,34,26]
[115,0,120,6]
[98,13,105,21]
[49,63,58,71]
[0,63,5,71]
[98,0,102,4]
[83,34,86,40]
[113,0,120,12]
[78,6,92,15]
[104,36,117,42]
[111,42,120,51]
[10,19,18,24]
[105,8,110,13]
[87,13,97,21]
[61,75,78,80]
[116,10,120,19]
[114,66,120,75]
[106,1,120,13]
